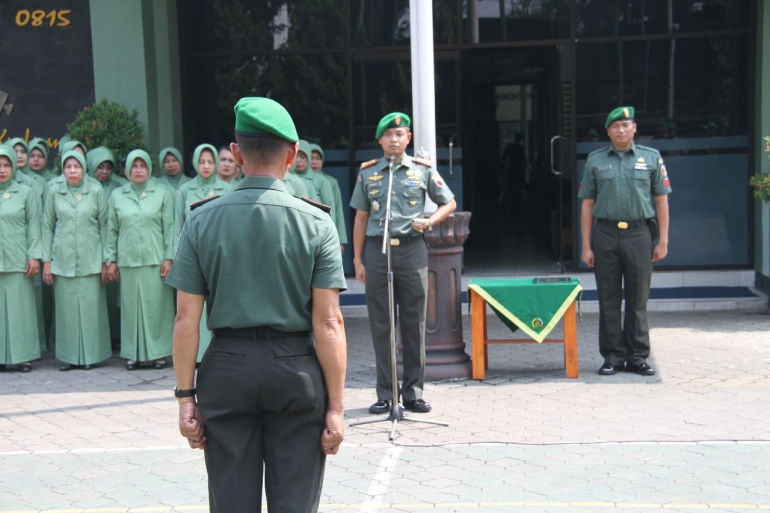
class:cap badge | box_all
[623,108,630,118]
[395,115,402,126]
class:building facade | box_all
[1,0,769,288]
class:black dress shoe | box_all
[598,362,623,375]
[369,400,389,414]
[403,399,432,413]
[153,359,167,370]
[126,361,137,371]
[82,365,92,370]
[18,363,32,373]
[626,361,655,376]
[0,364,6,371]
[59,363,73,371]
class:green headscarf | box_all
[291,139,313,174]
[86,146,115,177]
[5,138,30,172]
[125,149,153,178]
[192,143,219,187]
[61,140,87,156]
[61,150,87,190]
[159,147,184,175]
[29,138,49,160]
[309,143,325,171]
[58,134,72,151]
[0,146,18,189]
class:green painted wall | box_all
[756,0,770,278]
[89,0,182,169]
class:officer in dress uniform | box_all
[166,97,347,513]
[350,112,456,414]
[578,106,671,376]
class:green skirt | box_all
[0,272,42,364]
[53,275,112,365]
[119,265,174,361]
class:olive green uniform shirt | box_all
[43,180,108,276]
[578,142,672,220]
[105,180,175,266]
[166,176,347,332]
[0,181,42,271]
[350,155,455,236]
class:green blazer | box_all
[174,177,233,239]
[0,181,42,272]
[43,179,108,277]
[106,180,175,267]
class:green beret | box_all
[234,97,298,142]
[604,106,635,128]
[375,112,411,139]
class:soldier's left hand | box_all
[652,242,668,262]
[321,409,344,455]
[178,398,206,450]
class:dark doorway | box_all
[461,46,573,275]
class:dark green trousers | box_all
[197,331,327,513]
[364,236,427,402]
[592,223,653,366]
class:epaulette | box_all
[301,196,331,214]
[587,146,610,158]
[414,157,432,167]
[635,144,661,155]
[190,195,220,211]
[360,159,379,169]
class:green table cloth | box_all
[468,277,582,343]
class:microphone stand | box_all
[350,155,448,441]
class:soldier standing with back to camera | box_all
[166,97,347,513]
[351,112,456,414]
[579,106,672,376]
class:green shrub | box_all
[749,136,770,204]
[62,98,148,176]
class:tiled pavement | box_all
[1,308,769,512]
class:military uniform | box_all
[167,98,346,513]
[0,146,42,368]
[350,152,454,404]
[578,107,672,372]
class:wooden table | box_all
[470,288,579,379]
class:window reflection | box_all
[576,0,749,37]
[463,0,570,43]
[576,36,748,141]
[351,0,459,46]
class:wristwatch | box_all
[105,259,113,266]
[174,386,196,398]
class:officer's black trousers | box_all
[592,223,653,366]
[197,333,327,513]
[364,238,428,402]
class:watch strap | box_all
[174,386,196,398]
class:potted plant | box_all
[750,136,770,203]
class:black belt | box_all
[213,327,311,340]
[597,219,650,230]
[368,234,424,247]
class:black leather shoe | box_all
[153,359,167,370]
[18,363,32,373]
[0,364,7,371]
[598,362,623,375]
[126,361,137,371]
[82,365,92,370]
[59,363,73,371]
[403,399,432,413]
[369,400,389,414]
[626,361,655,376]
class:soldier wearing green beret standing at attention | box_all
[351,112,456,415]
[579,106,671,377]
[167,97,347,513]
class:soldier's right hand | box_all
[581,247,595,268]
[354,261,366,285]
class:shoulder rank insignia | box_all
[414,157,432,168]
[190,195,220,211]
[360,159,379,169]
[301,196,331,214]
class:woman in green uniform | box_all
[106,150,176,370]
[157,147,191,192]
[174,144,232,362]
[310,143,347,252]
[86,147,125,345]
[42,151,111,371]
[7,138,48,198]
[28,139,54,181]
[0,146,42,372]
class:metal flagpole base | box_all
[349,403,449,441]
